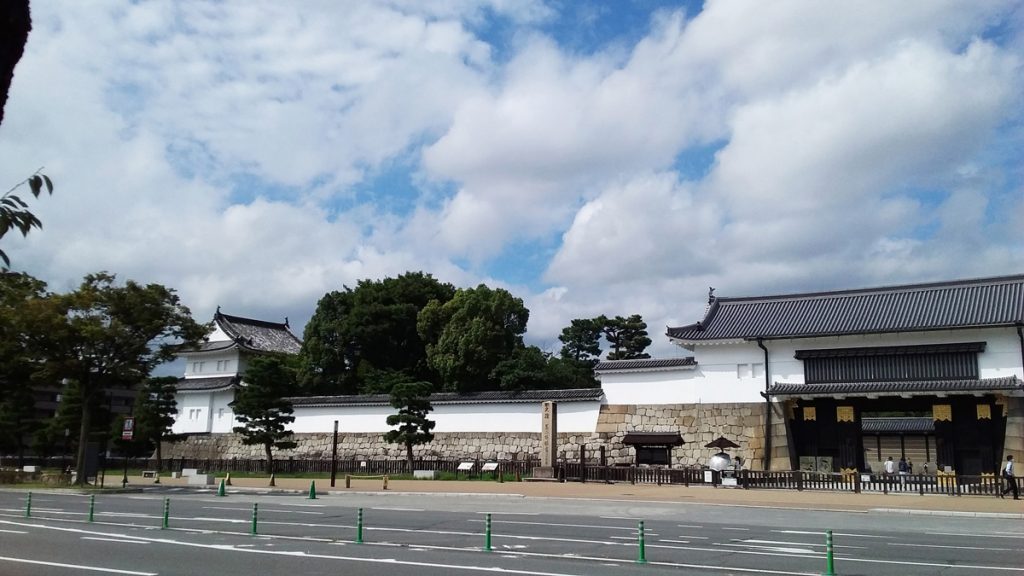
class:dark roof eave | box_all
[673,322,1022,344]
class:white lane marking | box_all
[405,543,813,575]
[720,543,817,554]
[775,530,890,539]
[191,517,247,523]
[475,512,539,516]
[927,531,1024,540]
[600,516,642,520]
[82,537,150,545]
[371,507,425,512]
[203,506,323,515]
[0,555,156,575]
[677,534,709,539]
[889,542,1020,552]
[609,536,637,541]
[102,513,153,518]
[469,519,638,531]
[740,539,866,550]
[0,529,27,534]
[658,539,690,544]
[722,527,750,531]
[677,524,703,528]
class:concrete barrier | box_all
[187,474,215,486]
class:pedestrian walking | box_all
[907,459,914,474]
[898,457,908,475]
[1001,455,1019,500]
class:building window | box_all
[737,364,751,379]
[797,342,983,383]
[217,408,224,419]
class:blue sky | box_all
[1,0,1022,358]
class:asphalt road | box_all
[0,487,1021,576]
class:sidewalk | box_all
[141,475,1024,518]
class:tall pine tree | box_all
[231,355,298,474]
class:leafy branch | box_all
[1,167,53,267]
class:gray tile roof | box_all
[768,376,1021,397]
[595,358,697,372]
[667,274,1024,343]
[288,387,605,407]
[176,376,239,392]
[216,311,302,354]
[861,417,935,434]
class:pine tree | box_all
[231,355,298,474]
[384,381,435,471]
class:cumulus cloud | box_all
[1,1,1021,359]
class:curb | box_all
[871,507,1024,519]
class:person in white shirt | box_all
[884,456,896,475]
[1001,455,1018,500]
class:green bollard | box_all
[308,480,317,500]
[636,520,647,564]
[822,529,835,575]
[355,508,364,544]
[25,492,31,518]
[88,495,95,522]
[483,513,492,552]
[162,498,170,529]
[250,502,258,535]
[217,478,226,497]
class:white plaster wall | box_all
[757,328,1024,384]
[209,390,236,433]
[182,350,240,378]
[601,349,767,405]
[289,401,601,433]
[173,393,213,434]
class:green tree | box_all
[31,273,207,485]
[0,271,46,464]
[555,317,604,388]
[603,314,652,360]
[231,355,298,474]
[559,317,603,364]
[491,346,554,391]
[383,381,435,471]
[299,272,455,395]
[418,284,529,393]
[132,376,179,474]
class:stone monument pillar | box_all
[533,401,558,479]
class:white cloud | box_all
[1,0,1022,361]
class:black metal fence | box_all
[4,455,1013,497]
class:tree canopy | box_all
[602,314,652,360]
[418,284,529,393]
[29,272,207,484]
[231,354,299,474]
[298,272,455,395]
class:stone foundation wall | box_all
[165,401,774,469]
[1002,395,1024,463]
